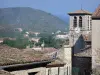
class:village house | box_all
[66,4,100,75]
[0,43,72,75]
[92,4,100,74]
[55,33,69,40]
[29,37,40,43]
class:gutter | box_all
[0,60,53,70]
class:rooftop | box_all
[0,44,53,66]
[46,58,65,68]
[92,4,100,19]
[68,9,92,15]
[74,46,91,57]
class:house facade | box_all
[0,43,72,75]
[92,5,100,73]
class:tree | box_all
[37,35,67,48]
[3,38,30,49]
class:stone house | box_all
[68,8,92,75]
[0,44,72,75]
[92,4,100,74]
[67,4,100,75]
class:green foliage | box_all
[0,7,68,34]
[29,34,36,37]
[3,39,16,47]
[36,35,65,48]
[3,38,30,49]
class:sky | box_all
[0,0,100,17]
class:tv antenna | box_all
[81,0,83,10]
[81,4,83,10]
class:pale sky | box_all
[0,0,100,16]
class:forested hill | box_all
[0,7,68,34]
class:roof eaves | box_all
[0,60,52,69]
[68,13,92,15]
[68,10,92,15]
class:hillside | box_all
[0,7,68,37]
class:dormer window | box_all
[73,16,77,28]
[79,16,82,28]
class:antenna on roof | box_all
[81,0,83,10]
[81,4,83,10]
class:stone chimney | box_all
[63,44,72,75]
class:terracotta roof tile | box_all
[74,46,91,57]
[46,59,65,67]
[0,45,52,66]
[68,9,92,15]
[43,48,58,53]
[92,4,100,18]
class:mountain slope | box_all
[0,7,68,34]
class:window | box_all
[79,16,82,28]
[67,67,68,75]
[58,67,60,75]
[28,72,38,75]
[88,16,90,30]
[73,16,77,28]
[90,17,92,30]
[48,68,51,75]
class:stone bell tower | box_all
[68,9,92,35]
[68,9,92,52]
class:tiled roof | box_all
[68,9,92,15]
[0,44,52,66]
[46,59,65,67]
[42,48,58,53]
[74,46,91,57]
[92,4,100,18]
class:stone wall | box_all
[69,15,91,33]
[73,56,91,75]
[11,67,46,75]
[92,19,100,69]
[11,66,71,75]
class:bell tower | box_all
[68,9,92,35]
[68,9,92,52]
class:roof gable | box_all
[92,4,100,19]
